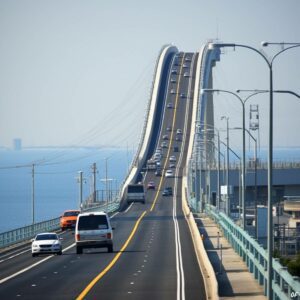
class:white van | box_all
[126,184,145,204]
[75,212,113,254]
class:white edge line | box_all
[0,243,75,284]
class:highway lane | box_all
[81,52,205,300]
[0,51,206,299]
[0,209,148,299]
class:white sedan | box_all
[31,233,62,257]
[165,169,174,177]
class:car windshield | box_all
[63,211,79,217]
[78,215,108,230]
[36,234,58,241]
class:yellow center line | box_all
[150,54,186,212]
[76,210,147,300]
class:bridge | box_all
[0,43,299,300]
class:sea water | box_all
[0,148,133,233]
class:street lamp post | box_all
[234,127,258,237]
[219,140,242,216]
[202,89,267,229]
[209,41,300,300]
[221,116,230,216]
[201,128,222,211]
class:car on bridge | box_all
[31,233,62,257]
[162,187,173,196]
[165,169,174,177]
[60,210,80,231]
[167,102,173,108]
[147,181,155,190]
[161,141,168,148]
[163,134,168,140]
[155,168,162,176]
[175,135,181,141]
[75,212,114,254]
[169,155,176,162]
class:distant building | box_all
[13,138,22,151]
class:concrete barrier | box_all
[181,45,219,300]
[118,45,178,208]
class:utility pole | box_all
[78,171,83,211]
[32,164,35,225]
[105,158,108,206]
[91,163,97,203]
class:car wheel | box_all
[57,251,62,255]
[32,253,37,257]
[108,245,113,253]
[76,246,83,254]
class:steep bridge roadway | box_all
[0,50,207,299]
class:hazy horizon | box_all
[1,0,299,149]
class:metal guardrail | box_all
[0,202,120,249]
[0,218,60,249]
[205,204,300,300]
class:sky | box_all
[0,0,299,150]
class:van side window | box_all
[78,215,108,230]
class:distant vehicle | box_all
[171,69,177,74]
[183,72,189,77]
[185,57,191,62]
[166,126,172,132]
[153,153,162,161]
[175,135,181,141]
[171,78,176,83]
[31,233,62,257]
[75,211,113,254]
[161,141,168,148]
[155,169,162,176]
[162,187,173,196]
[182,63,188,68]
[60,210,80,231]
[180,93,186,98]
[167,102,173,109]
[126,184,145,204]
[165,169,174,177]
[163,134,169,140]
[169,155,176,162]
[170,89,176,94]
[173,146,179,152]
[176,129,182,134]
[169,163,176,168]
[147,159,157,171]
[147,181,155,190]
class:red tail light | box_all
[76,234,80,241]
[107,233,112,239]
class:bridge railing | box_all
[205,204,300,300]
[0,201,119,249]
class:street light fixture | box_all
[208,41,300,300]
[237,89,300,99]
